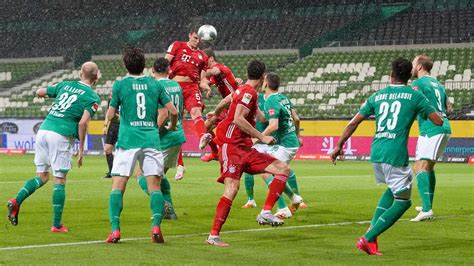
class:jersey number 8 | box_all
[136,92,146,119]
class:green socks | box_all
[52,184,65,228]
[244,173,255,200]
[150,190,165,227]
[264,176,287,209]
[161,176,175,213]
[161,176,172,205]
[370,188,394,226]
[417,171,432,212]
[109,190,123,231]
[137,175,149,195]
[138,175,175,214]
[287,170,299,195]
[16,176,44,205]
[428,171,436,209]
[365,199,411,242]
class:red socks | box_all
[208,131,219,155]
[210,196,233,235]
[263,174,288,210]
[177,148,184,166]
[193,117,207,137]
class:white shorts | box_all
[34,130,74,178]
[253,144,298,164]
[416,134,451,161]
[373,163,413,199]
[162,145,181,170]
[111,148,164,177]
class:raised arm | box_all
[233,104,275,145]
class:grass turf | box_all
[0,155,473,264]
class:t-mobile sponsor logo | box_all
[321,137,357,155]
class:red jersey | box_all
[208,63,238,98]
[166,41,208,83]
[216,84,258,147]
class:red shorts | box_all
[179,82,204,113]
[217,143,277,183]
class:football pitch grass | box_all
[0,154,472,265]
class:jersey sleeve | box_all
[46,82,63,98]
[157,82,171,106]
[109,81,121,109]
[414,91,436,119]
[237,88,256,110]
[166,41,180,57]
[265,97,281,120]
[85,94,100,118]
[358,95,375,117]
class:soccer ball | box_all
[198,25,217,42]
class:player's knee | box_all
[53,176,66,185]
[415,160,430,172]
[275,161,290,176]
[394,188,412,200]
[37,172,49,183]
[104,145,113,154]
[223,180,240,200]
[190,107,202,119]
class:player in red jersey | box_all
[205,60,291,247]
[165,26,213,178]
[200,49,242,162]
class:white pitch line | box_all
[0,214,472,251]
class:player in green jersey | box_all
[242,73,305,219]
[241,93,268,208]
[410,55,452,222]
[136,58,186,220]
[331,58,443,255]
[7,62,101,232]
[105,49,178,244]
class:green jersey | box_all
[412,75,451,137]
[40,81,100,139]
[157,78,185,150]
[359,85,436,167]
[264,93,299,148]
[110,75,171,150]
[256,93,268,132]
